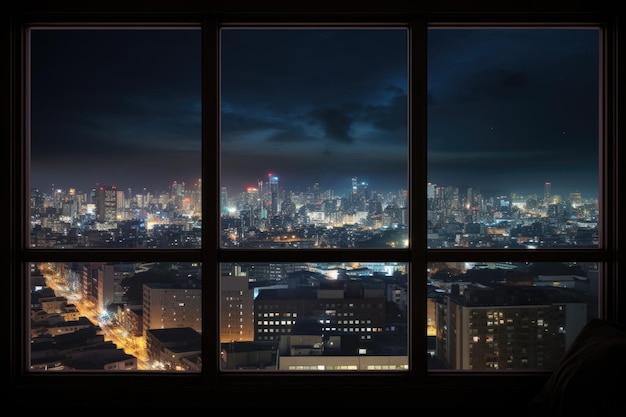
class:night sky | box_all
[427,28,599,199]
[29,26,599,200]
[30,28,202,196]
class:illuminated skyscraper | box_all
[171,180,185,210]
[350,177,368,211]
[269,173,279,216]
[544,181,552,203]
[190,178,202,216]
[96,185,118,223]
[221,186,228,214]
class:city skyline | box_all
[30,27,599,198]
[31,173,595,203]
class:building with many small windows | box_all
[142,282,202,336]
[435,283,587,370]
[254,280,391,355]
[220,273,255,342]
[96,185,118,223]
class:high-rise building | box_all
[78,262,106,307]
[435,283,587,370]
[192,178,202,216]
[221,185,228,214]
[170,180,185,210]
[96,185,118,223]
[349,177,368,212]
[220,269,254,342]
[269,173,279,216]
[96,263,134,315]
[142,282,202,336]
[544,181,552,203]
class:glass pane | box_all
[427,28,599,249]
[29,28,202,249]
[220,262,408,371]
[427,261,599,370]
[220,28,408,249]
[30,262,201,372]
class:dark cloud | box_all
[219,28,408,194]
[363,92,407,141]
[308,107,354,144]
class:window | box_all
[27,27,203,372]
[425,26,603,371]
[219,27,410,371]
[9,0,622,410]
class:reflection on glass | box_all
[427,29,599,249]
[29,29,202,249]
[30,262,202,372]
[427,261,599,370]
[220,262,408,371]
[220,29,409,249]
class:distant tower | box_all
[96,185,118,223]
[349,177,368,211]
[171,180,185,210]
[269,173,279,216]
[116,189,125,212]
[313,182,321,202]
[221,186,228,214]
[192,178,202,215]
[544,182,552,203]
[466,187,474,209]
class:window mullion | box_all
[204,15,220,380]
[410,15,429,380]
